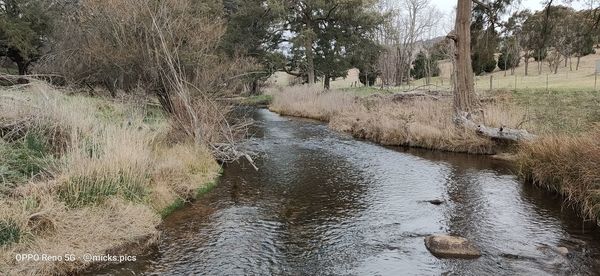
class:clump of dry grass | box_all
[150,143,220,212]
[0,83,220,275]
[269,86,360,121]
[517,127,600,222]
[270,86,530,154]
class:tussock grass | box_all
[57,125,155,207]
[0,219,21,247]
[0,83,220,274]
[518,127,600,222]
[270,86,528,154]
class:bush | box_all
[38,0,255,161]
[472,52,497,75]
[411,52,440,79]
[359,71,378,86]
[498,51,520,71]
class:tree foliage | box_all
[410,51,439,79]
[277,0,385,88]
[0,0,53,74]
[221,0,283,94]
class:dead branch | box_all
[455,112,536,142]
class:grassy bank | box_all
[270,86,527,154]
[518,128,600,224]
[0,83,220,275]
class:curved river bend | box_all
[96,109,600,275]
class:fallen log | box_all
[455,112,536,142]
[0,75,29,86]
[390,92,440,102]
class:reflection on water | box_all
[94,109,600,275]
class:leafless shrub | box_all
[40,0,257,161]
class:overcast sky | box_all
[431,0,590,31]
[432,0,589,16]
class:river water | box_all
[96,109,600,275]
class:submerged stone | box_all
[427,199,445,205]
[424,234,481,259]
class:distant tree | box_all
[500,11,525,75]
[549,6,577,73]
[497,47,520,71]
[470,0,510,75]
[572,8,598,70]
[411,51,440,80]
[471,46,497,75]
[351,39,383,88]
[221,0,283,94]
[0,0,52,75]
[277,0,385,88]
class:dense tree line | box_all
[0,0,598,91]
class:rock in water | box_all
[554,247,569,256]
[427,199,445,205]
[424,234,481,259]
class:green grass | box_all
[0,219,21,247]
[58,170,149,208]
[143,104,167,125]
[0,132,53,193]
[499,88,600,134]
[159,198,185,218]
[159,179,219,218]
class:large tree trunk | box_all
[524,56,529,76]
[451,0,477,114]
[250,79,259,95]
[305,36,315,85]
[7,48,29,75]
[324,75,331,90]
[16,62,28,75]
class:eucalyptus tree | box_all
[450,0,515,113]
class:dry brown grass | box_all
[269,85,360,121]
[0,83,219,275]
[0,196,159,275]
[518,127,600,222]
[270,86,529,154]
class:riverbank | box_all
[269,86,528,154]
[0,83,221,275]
[269,85,600,224]
[517,128,600,224]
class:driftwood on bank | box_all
[363,90,450,103]
[0,75,29,86]
[455,112,536,142]
[390,92,440,102]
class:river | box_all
[95,108,600,275]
